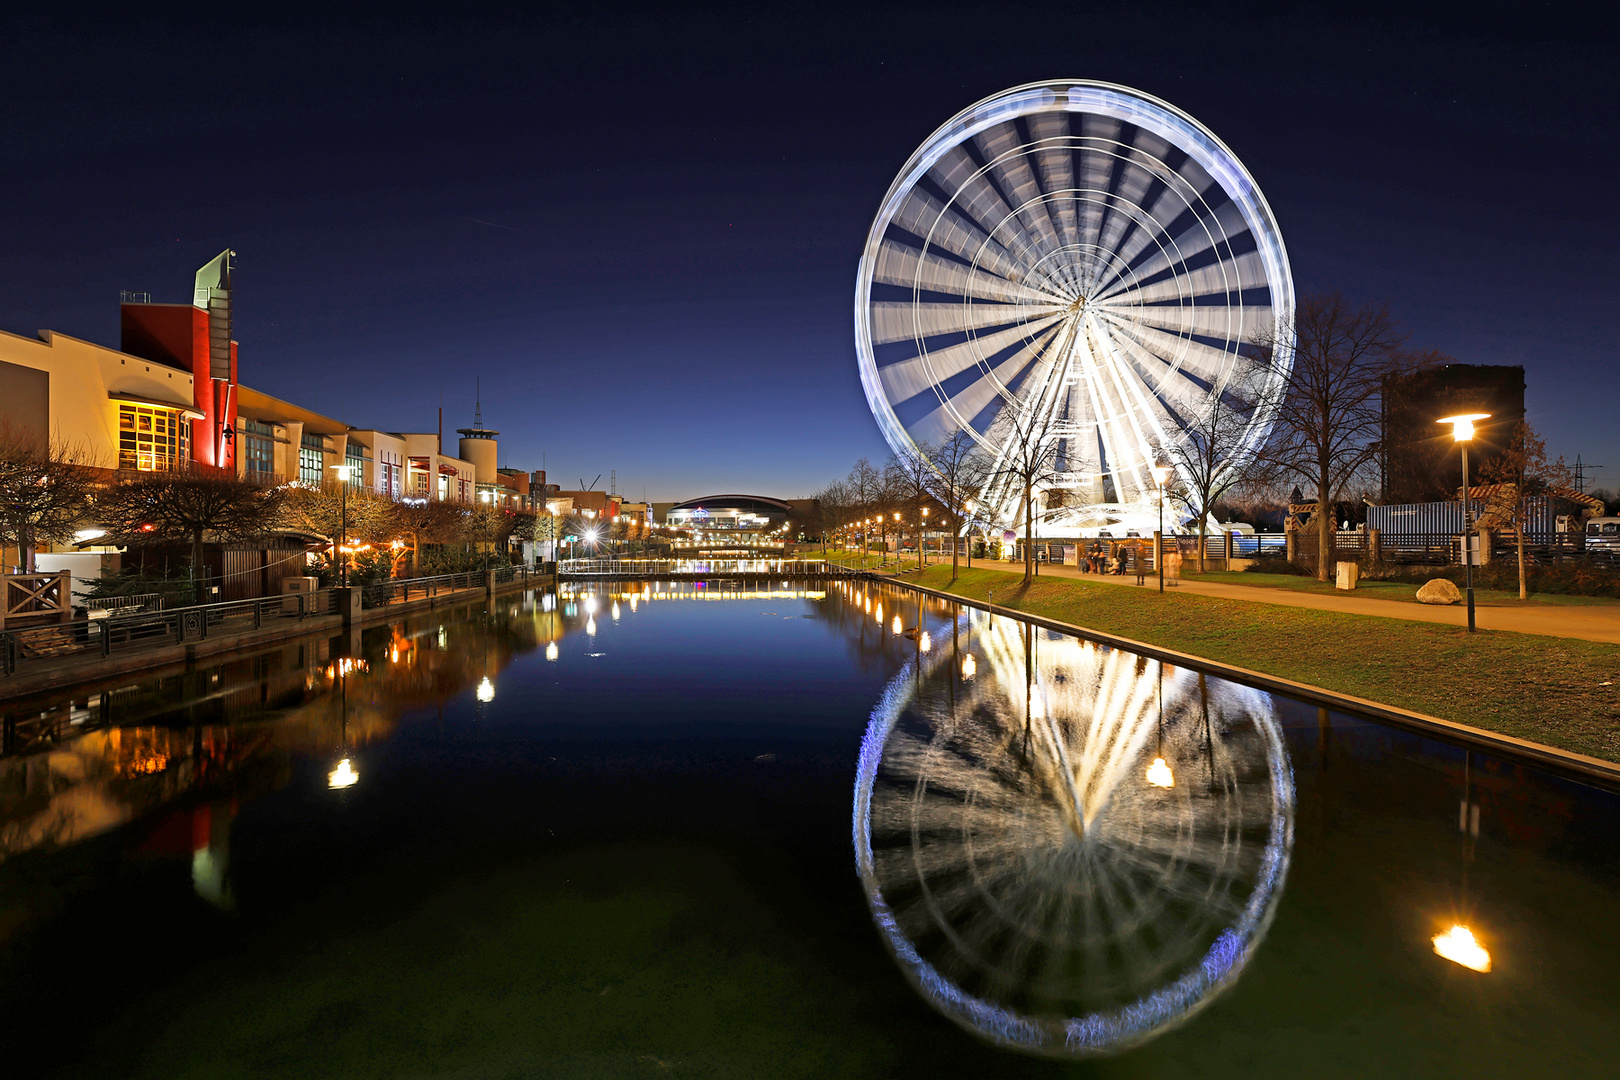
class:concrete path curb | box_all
[876,573,1620,789]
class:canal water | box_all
[2,581,1617,1078]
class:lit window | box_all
[117,404,189,471]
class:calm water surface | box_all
[2,581,1617,1078]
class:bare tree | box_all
[811,479,852,557]
[279,483,397,545]
[0,427,98,573]
[394,500,466,577]
[985,407,1062,584]
[847,457,884,558]
[1478,420,1573,600]
[97,465,286,603]
[1154,370,1280,573]
[926,428,990,582]
[467,503,516,564]
[887,443,935,570]
[1259,293,1412,580]
[278,481,399,580]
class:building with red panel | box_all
[119,249,239,471]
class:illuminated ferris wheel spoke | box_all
[878,320,1066,426]
[1090,318,1183,458]
[1098,200,1253,302]
[873,243,1055,305]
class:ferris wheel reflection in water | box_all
[854,603,1295,1057]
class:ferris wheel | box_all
[854,81,1294,533]
[854,607,1294,1056]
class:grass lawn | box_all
[903,565,1620,764]
[1182,570,1620,609]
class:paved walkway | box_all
[901,559,1620,645]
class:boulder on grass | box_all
[1416,578,1463,605]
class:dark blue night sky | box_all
[3,4,1616,500]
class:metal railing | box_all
[559,558,862,577]
[358,565,541,608]
[2,589,338,677]
[84,593,165,614]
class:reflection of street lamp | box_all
[1437,413,1490,633]
[331,463,352,587]
[476,676,495,703]
[1151,464,1171,593]
[1433,924,1491,972]
[327,758,359,788]
[1146,659,1174,787]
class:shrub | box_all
[1363,558,1620,599]
[1243,555,1310,576]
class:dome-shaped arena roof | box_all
[668,494,794,515]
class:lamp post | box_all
[330,464,352,588]
[1151,464,1171,593]
[920,506,928,569]
[1438,413,1491,633]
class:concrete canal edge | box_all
[0,574,548,705]
[878,574,1620,789]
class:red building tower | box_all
[119,249,240,470]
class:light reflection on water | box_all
[855,606,1293,1057]
[0,584,842,872]
[1,580,1618,1078]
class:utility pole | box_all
[1574,455,1602,495]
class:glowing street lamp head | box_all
[330,463,352,481]
[1151,464,1171,487]
[1146,757,1175,788]
[1437,413,1491,443]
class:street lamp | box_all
[330,463,352,588]
[1437,413,1490,632]
[1151,464,1171,593]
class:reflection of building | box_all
[1381,365,1526,504]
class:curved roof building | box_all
[664,494,812,540]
